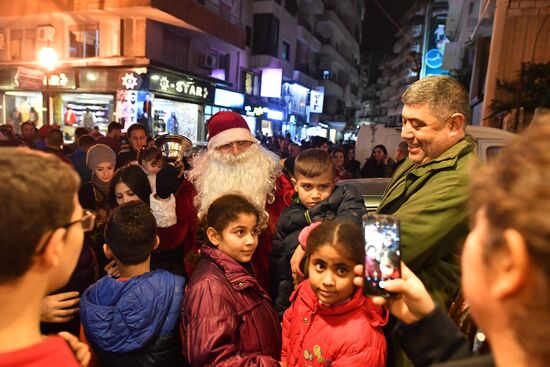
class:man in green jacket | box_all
[377,75,475,309]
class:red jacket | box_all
[181,246,281,367]
[282,281,387,367]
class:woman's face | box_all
[94,162,114,183]
[332,151,345,168]
[373,148,385,162]
[347,149,355,161]
[115,182,141,206]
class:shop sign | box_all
[14,67,76,89]
[310,87,325,113]
[214,88,244,108]
[244,105,283,120]
[116,90,139,130]
[120,72,143,90]
[14,67,44,89]
[149,72,214,103]
[282,82,309,116]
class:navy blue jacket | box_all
[80,269,186,366]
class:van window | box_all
[486,146,503,162]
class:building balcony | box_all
[317,10,359,50]
[298,0,324,15]
[296,22,322,51]
[320,43,355,71]
[292,69,317,90]
[320,1,360,41]
[2,0,246,49]
[320,78,343,98]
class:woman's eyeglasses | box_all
[34,210,96,254]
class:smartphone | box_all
[362,213,401,297]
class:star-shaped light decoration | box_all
[159,76,170,92]
[121,72,138,90]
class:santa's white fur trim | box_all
[208,127,259,150]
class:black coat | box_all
[393,306,495,367]
[269,184,366,318]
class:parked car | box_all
[343,126,515,210]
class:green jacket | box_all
[377,138,476,308]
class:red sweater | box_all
[0,336,80,367]
[282,281,387,367]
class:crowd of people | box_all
[0,75,549,367]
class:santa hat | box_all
[207,111,258,150]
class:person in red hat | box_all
[188,111,294,289]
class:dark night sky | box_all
[362,0,416,52]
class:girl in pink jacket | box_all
[281,221,387,367]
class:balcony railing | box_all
[196,0,241,25]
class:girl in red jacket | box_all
[281,220,387,367]
[181,194,282,367]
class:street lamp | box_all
[38,46,58,125]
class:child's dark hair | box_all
[294,149,335,178]
[104,201,157,265]
[137,146,163,166]
[305,220,365,269]
[203,194,260,244]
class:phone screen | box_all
[363,214,401,297]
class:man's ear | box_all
[448,113,465,136]
[489,228,529,300]
[206,227,220,247]
[103,244,113,260]
[153,235,160,251]
[36,228,67,271]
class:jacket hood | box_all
[80,270,185,353]
[292,280,388,327]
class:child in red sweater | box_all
[281,220,387,367]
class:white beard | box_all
[188,143,281,221]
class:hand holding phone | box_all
[354,263,436,324]
[362,214,401,297]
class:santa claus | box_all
[188,111,293,289]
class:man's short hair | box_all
[401,75,471,125]
[74,127,89,140]
[46,128,64,147]
[0,149,80,283]
[21,121,35,131]
[310,136,329,149]
[104,201,157,266]
[127,123,147,138]
[77,134,96,150]
[294,149,334,178]
[107,121,122,134]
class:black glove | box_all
[156,165,180,199]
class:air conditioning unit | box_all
[37,25,55,43]
[200,53,218,69]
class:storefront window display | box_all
[153,98,201,142]
[57,93,114,137]
[3,91,43,132]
